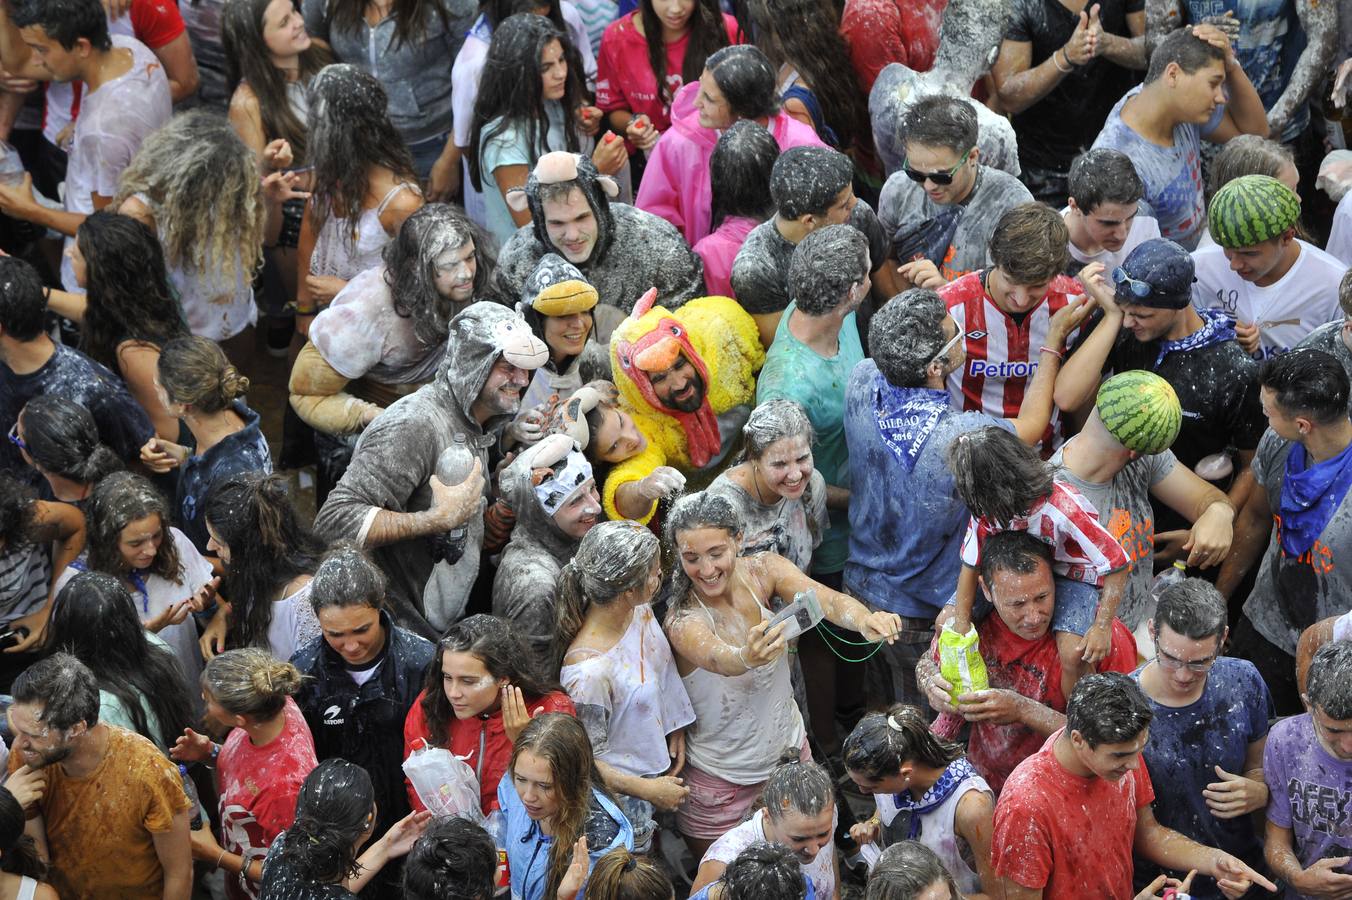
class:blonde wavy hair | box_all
[114,109,265,286]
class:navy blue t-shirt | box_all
[1131,656,1273,898]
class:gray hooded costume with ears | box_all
[316,303,547,637]
[489,152,705,333]
[491,435,594,660]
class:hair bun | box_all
[221,366,250,400]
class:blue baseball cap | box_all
[1111,239,1195,310]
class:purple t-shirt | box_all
[1264,713,1352,893]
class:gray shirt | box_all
[706,469,829,572]
[1296,323,1352,411]
[1243,428,1352,655]
[731,201,889,316]
[876,165,1033,279]
[302,0,474,144]
[1050,440,1177,630]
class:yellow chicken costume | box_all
[605,289,765,523]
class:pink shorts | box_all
[676,741,812,840]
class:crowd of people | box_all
[1,0,1352,894]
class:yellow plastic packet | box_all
[937,622,989,703]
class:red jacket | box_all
[402,689,576,814]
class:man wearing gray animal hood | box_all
[316,303,549,638]
[490,151,705,340]
[492,433,603,659]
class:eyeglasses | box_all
[7,423,24,451]
[903,149,973,186]
[929,313,964,367]
[1111,266,1154,299]
[1155,647,1218,673]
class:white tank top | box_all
[267,581,321,661]
[679,568,805,785]
[309,182,418,282]
[16,876,36,900]
[875,771,991,895]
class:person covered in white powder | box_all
[0,0,172,292]
[556,521,695,854]
[690,758,840,900]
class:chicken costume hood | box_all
[605,289,764,519]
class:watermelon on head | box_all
[1096,371,1182,455]
[1207,174,1301,249]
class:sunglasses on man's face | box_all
[903,148,973,187]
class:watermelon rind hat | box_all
[1207,174,1301,249]
[1096,370,1182,455]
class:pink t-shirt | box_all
[594,12,741,134]
[692,215,758,298]
[216,698,318,900]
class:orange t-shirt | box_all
[9,725,191,900]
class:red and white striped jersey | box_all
[941,271,1086,455]
[961,481,1132,586]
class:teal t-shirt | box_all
[480,102,569,245]
[755,303,864,574]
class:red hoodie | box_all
[402,689,576,814]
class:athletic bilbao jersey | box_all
[942,271,1086,454]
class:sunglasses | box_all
[903,149,973,186]
[1111,266,1154,299]
[7,422,24,451]
[930,313,964,367]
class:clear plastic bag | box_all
[402,738,483,822]
[938,622,989,702]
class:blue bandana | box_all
[1154,307,1236,367]
[874,377,951,473]
[1279,440,1352,558]
[894,757,977,840]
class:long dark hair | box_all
[307,64,417,242]
[842,705,963,780]
[0,786,44,880]
[75,211,188,370]
[640,0,731,106]
[747,0,869,152]
[420,614,563,746]
[0,473,36,550]
[205,471,326,651]
[45,572,195,750]
[280,760,375,884]
[465,14,585,193]
[383,204,495,346]
[17,396,123,486]
[710,120,778,228]
[483,0,566,30]
[221,0,332,163]
[945,426,1055,526]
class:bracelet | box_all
[734,645,751,671]
[1052,49,1074,73]
[210,742,221,762]
[214,848,227,870]
[1039,345,1065,360]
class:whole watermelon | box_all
[1208,174,1301,249]
[1096,371,1182,454]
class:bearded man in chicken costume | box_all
[603,288,764,522]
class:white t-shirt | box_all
[560,604,696,777]
[1063,207,1161,272]
[1327,192,1352,267]
[1191,240,1346,359]
[61,35,172,291]
[308,265,445,384]
[873,769,992,895]
[55,526,211,689]
[703,807,838,900]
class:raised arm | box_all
[763,553,901,642]
[1199,25,1270,142]
[1052,264,1123,414]
[1144,0,1185,57]
[1266,0,1336,135]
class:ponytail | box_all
[586,847,672,900]
[553,521,660,673]
[553,559,591,674]
[842,705,962,780]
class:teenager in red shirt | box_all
[402,614,575,815]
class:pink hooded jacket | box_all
[635,81,825,246]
